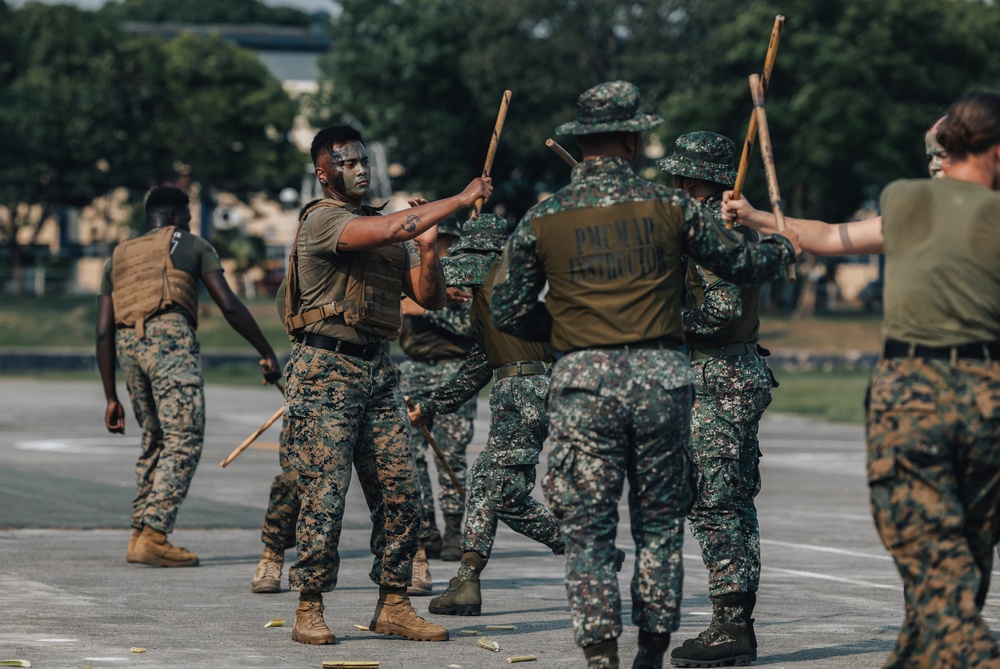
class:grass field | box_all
[0,295,880,424]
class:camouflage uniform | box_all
[490,82,795,666]
[398,305,476,537]
[683,196,771,600]
[659,131,776,666]
[100,229,220,535]
[866,174,1000,668]
[283,200,423,596]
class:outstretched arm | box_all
[96,295,125,433]
[337,178,493,252]
[722,191,884,256]
[202,270,281,384]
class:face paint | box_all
[328,140,370,201]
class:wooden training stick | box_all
[472,89,512,218]
[546,138,578,167]
[730,15,785,226]
[405,399,466,497]
[221,405,284,468]
[749,74,796,282]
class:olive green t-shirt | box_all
[881,177,1000,346]
[294,203,420,345]
[100,227,223,324]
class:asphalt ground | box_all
[1,378,998,668]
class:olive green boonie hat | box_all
[453,214,511,255]
[555,81,663,136]
[657,131,737,187]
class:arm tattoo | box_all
[402,213,419,233]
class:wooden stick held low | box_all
[406,399,465,497]
[546,138,578,167]
[472,89,512,218]
[221,405,284,468]
[749,74,796,282]
[731,15,784,227]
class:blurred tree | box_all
[99,0,312,26]
[657,0,1000,222]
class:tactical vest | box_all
[111,226,199,338]
[685,224,762,350]
[475,257,555,368]
[398,315,474,362]
[532,199,687,351]
[283,199,404,339]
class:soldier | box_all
[729,94,1000,667]
[96,186,281,568]
[281,125,492,645]
[658,132,772,667]
[490,81,798,669]
[406,213,564,616]
[398,214,477,572]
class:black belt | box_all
[296,332,383,361]
[494,361,551,381]
[689,342,759,361]
[883,339,1000,362]
[589,337,683,353]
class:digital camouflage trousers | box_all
[116,314,205,535]
[463,373,562,559]
[543,349,696,649]
[688,354,772,597]
[867,357,1000,669]
[282,343,420,594]
[398,358,475,533]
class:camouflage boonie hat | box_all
[657,131,737,187]
[555,81,663,136]
[437,214,462,239]
[440,252,498,288]
[452,213,511,255]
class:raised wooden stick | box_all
[546,138,578,167]
[472,89,512,218]
[221,405,284,468]
[749,74,796,282]
[731,15,785,226]
[406,399,465,497]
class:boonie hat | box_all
[440,252,498,288]
[555,81,663,136]
[452,214,512,255]
[437,214,462,239]
[657,131,737,187]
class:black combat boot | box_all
[633,630,670,668]
[584,639,620,669]
[670,593,755,667]
[423,526,443,560]
[440,513,463,561]
[746,591,757,652]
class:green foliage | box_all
[312,0,1000,220]
[210,228,268,272]
[0,1,307,251]
[161,32,305,196]
[99,0,312,26]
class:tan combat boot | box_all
[292,594,336,645]
[369,587,449,641]
[407,546,433,596]
[132,526,199,567]
[126,528,141,564]
[251,546,283,593]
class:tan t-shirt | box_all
[881,177,1000,346]
[294,203,420,344]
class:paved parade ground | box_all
[2,378,998,668]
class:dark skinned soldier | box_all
[280,125,492,645]
[490,82,799,669]
[97,186,281,568]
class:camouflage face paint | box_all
[329,140,371,200]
